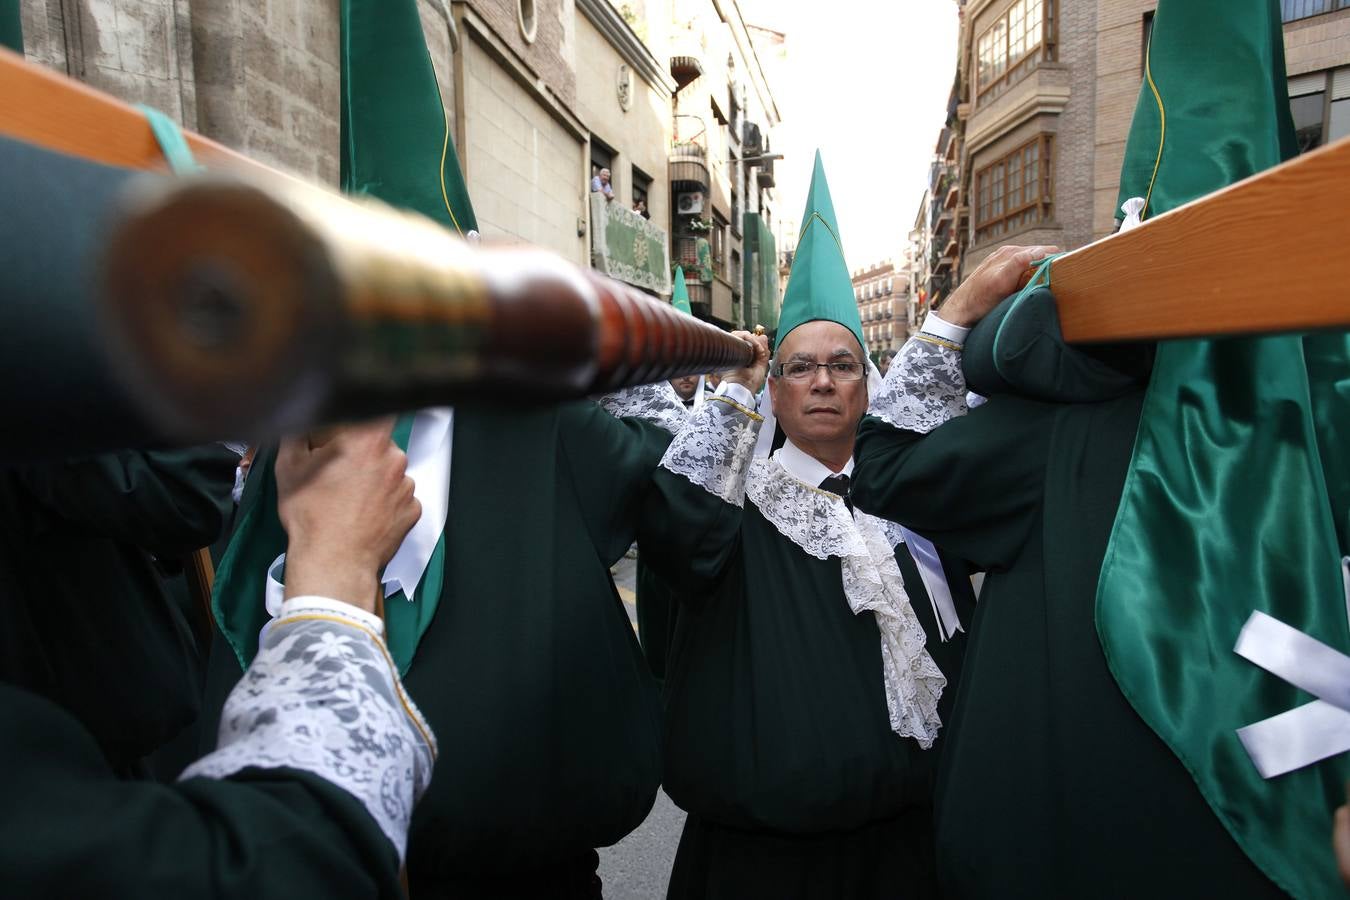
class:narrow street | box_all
[599,555,686,899]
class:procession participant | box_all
[0,446,236,777]
[853,3,1347,895]
[644,153,976,899]
[600,265,709,682]
[0,421,436,898]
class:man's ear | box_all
[766,374,779,418]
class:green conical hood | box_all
[671,266,692,315]
[775,152,863,353]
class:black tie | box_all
[818,474,852,510]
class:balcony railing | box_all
[1283,0,1350,21]
[590,195,671,294]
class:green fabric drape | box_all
[340,0,477,234]
[1097,2,1350,897]
[0,0,21,54]
[214,0,477,674]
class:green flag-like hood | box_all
[1097,2,1349,897]
[775,152,864,353]
[214,0,476,676]
[672,266,692,314]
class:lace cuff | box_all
[658,393,762,506]
[869,332,969,434]
[597,382,689,435]
[182,609,437,861]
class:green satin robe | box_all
[0,683,405,898]
[0,447,235,775]
[852,397,1284,898]
[208,402,737,895]
[657,496,975,899]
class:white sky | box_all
[741,1,960,272]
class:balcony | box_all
[590,194,671,294]
[670,55,703,88]
[944,179,960,210]
[1282,0,1350,21]
[670,142,710,194]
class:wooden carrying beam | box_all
[1050,134,1350,343]
[0,46,261,174]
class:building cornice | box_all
[575,0,679,95]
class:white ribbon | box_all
[1234,610,1350,778]
[260,408,454,639]
[382,407,454,601]
[1119,197,1147,232]
[898,527,964,642]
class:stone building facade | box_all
[907,0,1350,305]
[15,0,785,315]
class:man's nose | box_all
[810,367,836,391]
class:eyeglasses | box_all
[773,360,866,382]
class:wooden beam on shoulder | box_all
[0,46,264,175]
[1052,134,1350,343]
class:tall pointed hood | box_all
[775,151,864,353]
[671,266,692,315]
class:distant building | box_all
[851,259,907,356]
[909,0,1350,310]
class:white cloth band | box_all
[382,407,453,601]
[920,312,971,345]
[898,527,964,642]
[1234,610,1350,778]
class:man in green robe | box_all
[214,367,771,899]
[852,244,1283,896]
[0,420,437,897]
[0,446,235,777]
[619,154,978,898]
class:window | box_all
[1289,68,1350,153]
[1282,0,1350,23]
[591,138,616,195]
[975,0,1055,102]
[974,135,1053,244]
[712,211,729,278]
[518,0,538,43]
[632,165,652,212]
[731,249,743,293]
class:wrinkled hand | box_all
[721,330,771,396]
[939,243,1060,328]
[276,418,421,613]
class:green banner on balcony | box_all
[590,195,671,294]
[742,212,779,331]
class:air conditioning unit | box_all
[676,191,706,215]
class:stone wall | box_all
[19,0,460,185]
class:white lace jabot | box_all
[746,451,946,748]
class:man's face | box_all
[878,353,894,377]
[767,321,869,448]
[670,374,701,401]
[600,168,611,185]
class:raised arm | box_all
[853,245,1057,570]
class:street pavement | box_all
[599,554,686,899]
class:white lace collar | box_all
[773,439,854,487]
[746,454,945,747]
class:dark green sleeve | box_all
[0,684,403,899]
[852,397,1053,571]
[558,402,742,593]
[13,446,237,558]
